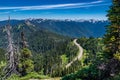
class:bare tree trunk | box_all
[21,31,28,48]
[3,17,19,79]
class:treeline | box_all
[28,30,79,76]
[0,23,81,79]
[62,37,105,80]
[62,0,120,79]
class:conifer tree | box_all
[19,26,34,76]
[3,17,19,79]
[104,0,120,57]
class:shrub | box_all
[20,72,49,80]
[7,74,20,80]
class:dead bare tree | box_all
[21,31,28,48]
[3,17,19,79]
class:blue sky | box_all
[0,0,111,20]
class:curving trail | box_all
[30,39,83,80]
[65,39,83,68]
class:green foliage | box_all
[32,53,44,74]
[75,65,100,80]
[62,62,108,80]
[32,37,79,77]
[62,73,77,80]
[7,74,20,80]
[62,65,92,80]
[114,52,120,61]
[21,48,32,58]
[19,48,34,76]
[78,37,104,64]
[111,73,120,80]
[101,0,120,79]
[0,48,5,62]
[0,61,6,78]
[60,54,68,65]
[6,72,49,80]
[0,48,6,78]
[104,0,120,57]
[20,72,49,80]
[0,18,110,79]
[65,41,78,63]
[62,38,107,80]
[0,61,6,69]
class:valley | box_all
[0,0,120,80]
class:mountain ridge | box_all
[0,18,108,37]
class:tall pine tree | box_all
[104,0,120,58]
[19,25,34,76]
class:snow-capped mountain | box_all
[0,18,108,37]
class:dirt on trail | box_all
[30,77,61,80]
[65,39,83,68]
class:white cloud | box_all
[63,3,110,9]
[0,0,109,11]
[0,11,10,14]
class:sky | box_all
[0,0,112,20]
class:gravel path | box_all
[65,39,83,68]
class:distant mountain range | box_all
[0,18,108,37]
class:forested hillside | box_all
[62,0,120,80]
[0,21,81,79]
[0,0,119,79]
[0,19,108,38]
